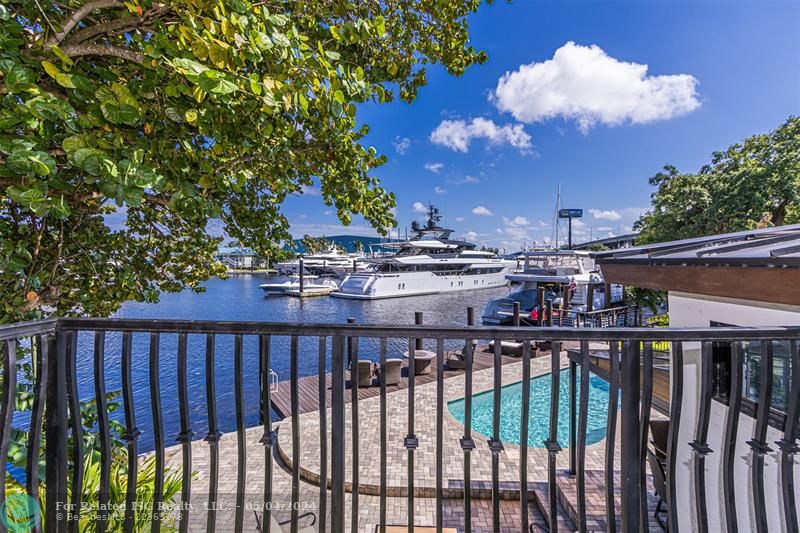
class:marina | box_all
[2,3,797,532]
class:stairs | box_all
[530,481,577,532]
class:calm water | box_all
[71,275,508,452]
[448,368,616,448]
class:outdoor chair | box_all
[357,360,374,387]
[647,448,668,530]
[255,511,316,533]
[446,349,467,370]
[378,358,403,386]
[650,419,669,462]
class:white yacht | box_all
[332,205,515,299]
[259,274,340,295]
[482,250,624,324]
[276,245,363,276]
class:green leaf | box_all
[72,148,112,176]
[165,107,183,122]
[62,135,86,153]
[41,60,76,89]
[49,45,74,67]
[27,151,57,177]
[5,66,34,93]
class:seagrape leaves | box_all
[7,150,56,177]
[170,57,239,95]
[97,83,142,126]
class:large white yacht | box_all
[332,205,515,299]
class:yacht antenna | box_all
[551,184,561,248]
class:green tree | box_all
[635,116,800,244]
[583,242,610,252]
[299,234,330,255]
[0,0,489,321]
[352,239,364,254]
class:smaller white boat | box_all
[259,275,340,295]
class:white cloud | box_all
[447,175,479,185]
[300,185,321,196]
[324,209,333,215]
[412,202,427,213]
[464,231,479,241]
[472,206,494,216]
[430,117,532,153]
[588,208,622,221]
[424,162,444,173]
[434,186,447,194]
[393,136,411,155]
[492,41,701,133]
[503,215,530,227]
[455,216,465,223]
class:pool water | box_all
[448,368,615,449]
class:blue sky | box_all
[286,1,800,251]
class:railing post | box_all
[330,334,346,533]
[620,340,641,532]
[568,358,577,475]
[45,331,67,533]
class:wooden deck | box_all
[270,345,533,419]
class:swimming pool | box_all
[448,368,614,449]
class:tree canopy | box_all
[635,116,800,244]
[0,0,489,320]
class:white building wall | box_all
[668,291,800,532]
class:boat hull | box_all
[332,268,512,299]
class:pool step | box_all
[531,481,577,532]
[554,469,663,531]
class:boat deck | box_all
[270,344,536,418]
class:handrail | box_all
[0,318,57,340]
[52,317,800,341]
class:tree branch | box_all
[64,16,143,44]
[60,43,145,64]
[63,4,172,44]
[47,0,125,46]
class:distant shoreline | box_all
[225,269,277,275]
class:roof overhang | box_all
[601,263,800,307]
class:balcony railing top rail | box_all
[0,316,798,533]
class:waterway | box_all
[72,274,508,452]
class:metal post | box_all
[569,358,577,475]
[346,317,355,369]
[568,217,573,250]
[620,341,641,532]
[513,302,520,327]
[537,287,546,327]
[415,312,423,351]
[45,332,68,533]
[299,257,305,293]
[331,335,346,532]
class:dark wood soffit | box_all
[601,264,800,307]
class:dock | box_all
[270,344,539,418]
[285,287,338,297]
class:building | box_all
[215,246,265,269]
[596,223,800,532]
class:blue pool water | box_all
[448,368,615,449]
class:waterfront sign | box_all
[558,209,583,219]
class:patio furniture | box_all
[403,349,436,375]
[382,525,458,533]
[378,358,403,386]
[446,349,467,370]
[357,360,374,387]
[255,511,316,533]
[647,449,668,530]
[650,419,669,462]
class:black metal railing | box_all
[0,317,798,532]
